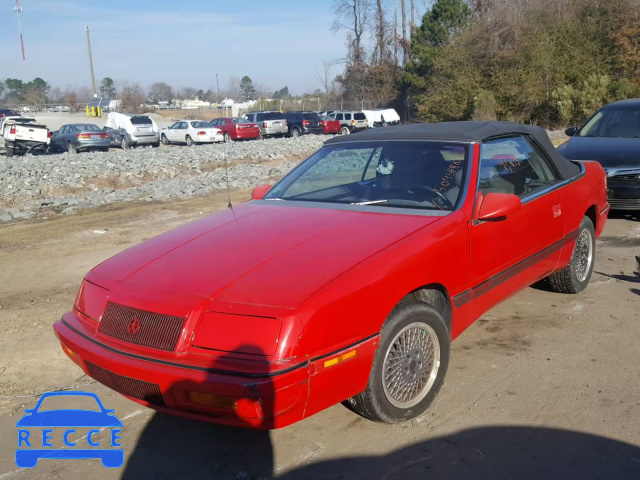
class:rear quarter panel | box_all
[557,161,608,267]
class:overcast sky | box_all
[0,0,348,95]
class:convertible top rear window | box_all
[266,141,468,211]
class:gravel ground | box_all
[0,128,570,223]
[0,135,328,222]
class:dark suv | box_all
[0,108,20,118]
[284,112,323,137]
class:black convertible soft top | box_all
[325,121,581,180]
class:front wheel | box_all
[547,216,595,293]
[348,300,450,423]
[68,143,77,154]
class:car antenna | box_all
[223,144,232,208]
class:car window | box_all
[58,126,67,135]
[336,113,343,120]
[266,141,469,211]
[191,121,210,128]
[256,113,265,122]
[170,122,180,129]
[131,116,152,125]
[179,122,188,129]
[579,107,640,138]
[231,117,250,124]
[479,136,558,197]
[345,113,352,120]
[78,124,101,131]
[303,113,320,121]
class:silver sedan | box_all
[50,124,111,154]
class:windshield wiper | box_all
[351,199,389,205]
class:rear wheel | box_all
[224,132,232,143]
[291,128,301,138]
[348,300,450,423]
[186,135,194,146]
[548,216,595,293]
[341,126,350,135]
[5,145,14,158]
[161,134,169,145]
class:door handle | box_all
[553,205,562,218]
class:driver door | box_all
[468,135,564,316]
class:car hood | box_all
[557,137,640,168]
[89,202,440,309]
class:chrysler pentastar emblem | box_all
[127,317,141,335]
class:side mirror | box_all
[565,126,578,137]
[251,184,272,200]
[477,193,521,221]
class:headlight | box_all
[74,280,109,321]
[192,312,282,356]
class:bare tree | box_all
[401,0,407,66]
[394,0,399,65]
[332,0,373,64]
[411,0,415,32]
[375,0,387,63]
[315,60,337,94]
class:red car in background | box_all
[319,116,341,134]
[54,122,608,429]
[209,117,260,142]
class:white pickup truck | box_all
[0,116,50,157]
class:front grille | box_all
[85,361,165,407]
[609,197,640,210]
[610,174,640,182]
[98,302,185,351]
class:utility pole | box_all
[85,26,97,97]
[216,73,220,104]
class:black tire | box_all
[161,134,169,145]
[151,142,160,148]
[548,216,596,294]
[291,128,301,138]
[67,143,77,154]
[121,137,129,150]
[6,146,14,158]
[348,300,450,423]
[186,135,194,146]
[100,148,109,152]
[224,132,232,143]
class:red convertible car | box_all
[54,122,608,429]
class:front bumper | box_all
[53,313,308,429]
[607,183,640,210]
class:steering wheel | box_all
[413,186,454,210]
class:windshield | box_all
[77,124,101,131]
[231,117,251,124]
[190,121,210,128]
[131,116,152,125]
[264,141,468,211]
[579,106,640,138]
[262,112,285,120]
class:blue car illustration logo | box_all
[15,391,123,468]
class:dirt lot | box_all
[0,196,639,479]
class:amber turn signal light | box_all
[187,391,237,410]
[323,349,357,368]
